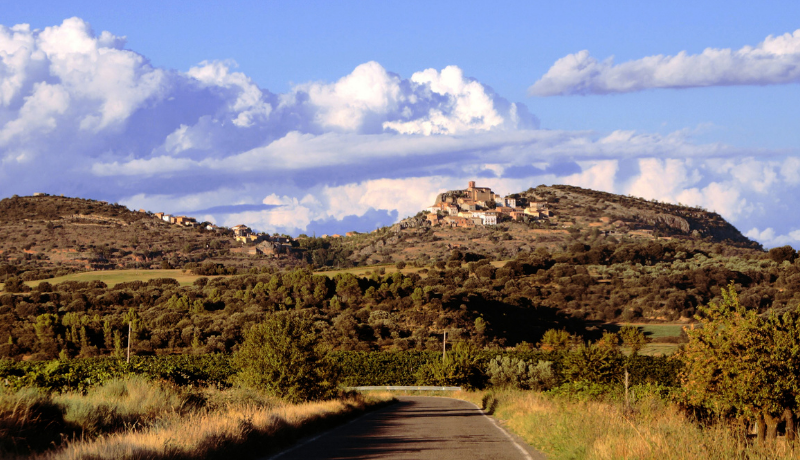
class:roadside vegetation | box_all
[1,378,391,459]
[1,310,393,458]
[457,389,795,460]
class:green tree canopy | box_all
[233,311,339,403]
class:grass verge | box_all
[40,393,394,460]
[1,377,394,459]
[450,389,799,460]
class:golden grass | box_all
[450,390,800,460]
[39,392,394,460]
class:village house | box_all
[480,211,498,226]
[162,214,172,223]
[232,224,251,237]
[508,210,525,221]
[173,216,196,226]
[426,213,442,226]
[426,202,450,214]
[154,212,165,220]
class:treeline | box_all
[1,240,797,360]
[0,350,681,393]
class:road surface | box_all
[269,396,545,460]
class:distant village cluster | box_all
[424,181,551,228]
[148,211,298,257]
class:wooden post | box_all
[443,331,447,361]
[624,367,630,410]
[126,321,131,364]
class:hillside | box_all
[301,183,761,271]
[0,195,302,281]
[2,185,799,362]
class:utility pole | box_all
[442,331,447,361]
[126,321,132,363]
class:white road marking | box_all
[460,399,535,460]
[262,408,382,460]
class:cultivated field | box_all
[20,269,219,288]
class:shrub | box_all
[562,343,624,384]
[3,276,29,293]
[233,312,339,403]
[487,356,555,390]
[415,342,483,389]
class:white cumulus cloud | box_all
[530,29,800,96]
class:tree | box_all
[415,342,483,389]
[3,276,29,293]
[539,329,572,351]
[769,245,797,264]
[596,331,620,350]
[562,342,623,384]
[619,325,647,355]
[680,284,800,443]
[233,311,339,403]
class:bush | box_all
[487,356,555,390]
[233,312,339,403]
[562,343,623,384]
[415,342,483,389]
[3,276,29,293]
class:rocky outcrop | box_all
[640,213,691,233]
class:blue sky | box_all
[1,1,800,246]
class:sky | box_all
[1,1,800,247]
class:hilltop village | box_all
[423,181,551,228]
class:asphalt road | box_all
[269,396,546,460]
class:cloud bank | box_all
[530,29,800,96]
[1,18,800,248]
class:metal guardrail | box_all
[347,385,462,391]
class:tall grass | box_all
[0,376,393,459]
[53,377,194,436]
[455,389,800,460]
[40,393,393,460]
[0,387,66,455]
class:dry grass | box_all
[53,377,192,436]
[1,376,393,459]
[41,393,393,460]
[452,390,800,460]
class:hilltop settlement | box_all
[424,181,551,228]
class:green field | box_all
[628,323,685,339]
[600,322,685,338]
[0,269,220,291]
[638,342,681,356]
[1,260,514,291]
